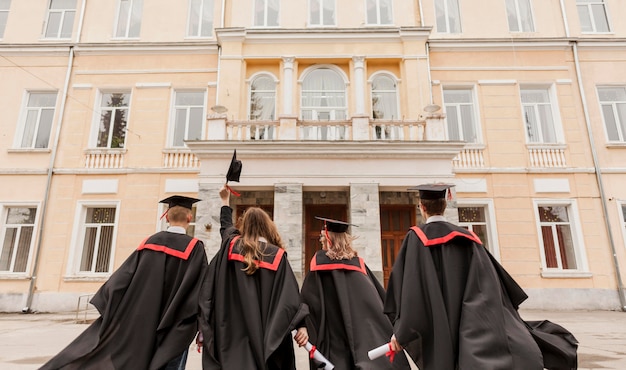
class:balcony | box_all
[528,145,567,168]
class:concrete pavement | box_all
[0,309,624,369]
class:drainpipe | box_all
[417,0,425,27]
[572,42,626,311]
[76,0,87,43]
[426,41,433,104]
[23,46,75,313]
[558,0,570,38]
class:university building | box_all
[0,0,625,312]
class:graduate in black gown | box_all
[385,184,577,370]
[40,195,209,370]
[199,185,309,369]
[301,217,410,370]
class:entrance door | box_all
[304,204,347,273]
[380,205,416,287]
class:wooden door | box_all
[304,204,347,273]
[380,205,416,287]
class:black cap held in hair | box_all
[408,183,455,200]
[226,150,242,183]
[159,195,201,210]
[315,216,357,233]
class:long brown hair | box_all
[324,231,357,260]
[239,207,284,275]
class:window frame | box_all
[299,65,348,122]
[167,89,207,148]
[576,0,611,33]
[434,0,462,33]
[0,203,40,276]
[90,90,132,149]
[308,0,336,27]
[42,0,76,39]
[247,72,278,121]
[67,201,120,277]
[186,0,214,38]
[505,0,535,33]
[113,0,143,39]
[253,0,280,27]
[596,85,626,144]
[0,0,11,39]
[442,85,482,144]
[457,199,500,261]
[369,72,400,121]
[365,0,393,26]
[519,84,564,144]
[14,91,58,150]
[532,199,589,277]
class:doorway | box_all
[380,205,416,287]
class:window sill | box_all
[63,275,110,282]
[84,148,127,154]
[7,148,52,153]
[541,270,592,278]
[526,143,566,149]
[0,274,31,280]
[606,142,626,149]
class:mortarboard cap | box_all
[226,150,242,183]
[159,195,201,210]
[409,183,455,200]
[315,216,357,233]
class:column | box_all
[196,183,226,258]
[353,56,366,115]
[349,183,383,283]
[282,57,295,115]
[274,183,304,280]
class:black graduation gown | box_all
[200,206,307,370]
[384,222,544,370]
[301,250,411,370]
[40,231,209,370]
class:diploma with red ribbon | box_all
[291,330,334,370]
[368,342,396,363]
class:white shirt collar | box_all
[426,215,447,224]
[166,226,187,234]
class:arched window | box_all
[301,68,346,121]
[371,74,398,120]
[248,74,276,120]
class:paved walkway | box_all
[0,309,624,369]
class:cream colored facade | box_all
[0,0,624,312]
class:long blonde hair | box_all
[239,207,284,275]
[324,231,357,260]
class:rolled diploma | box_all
[368,342,391,360]
[291,330,334,370]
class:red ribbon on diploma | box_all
[309,345,317,359]
[385,342,396,363]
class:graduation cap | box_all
[409,183,455,200]
[225,150,242,197]
[315,217,357,233]
[159,195,201,219]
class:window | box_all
[0,0,10,39]
[444,87,479,143]
[577,0,610,33]
[160,204,198,237]
[458,204,498,258]
[187,0,214,37]
[254,0,279,27]
[505,0,534,32]
[597,87,626,143]
[17,92,57,149]
[249,75,276,121]
[44,0,76,39]
[520,87,559,143]
[301,68,346,121]
[114,0,143,38]
[366,0,392,25]
[170,91,205,147]
[536,204,580,271]
[371,74,398,120]
[435,0,461,33]
[310,0,335,26]
[96,92,130,149]
[0,207,37,273]
[77,206,117,273]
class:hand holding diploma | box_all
[291,330,335,370]
[368,335,402,363]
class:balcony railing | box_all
[528,145,567,168]
[227,121,280,141]
[299,120,352,140]
[453,148,485,168]
[163,149,200,168]
[84,150,125,169]
[370,120,425,141]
